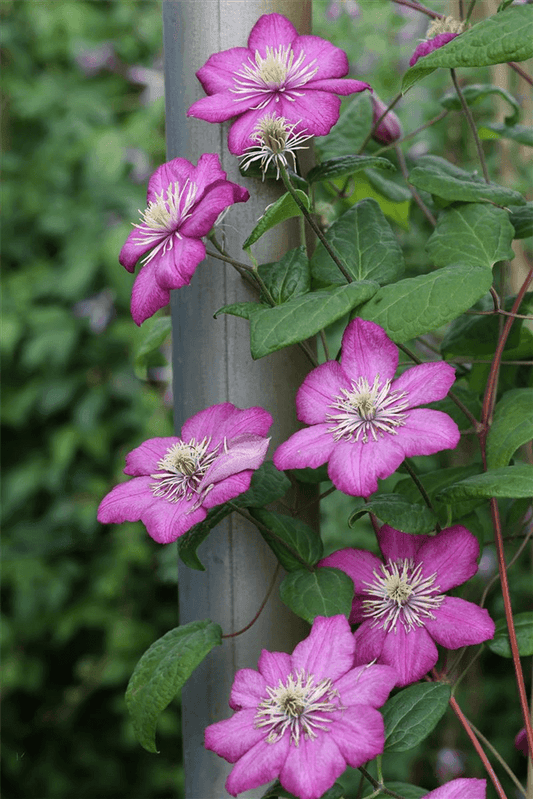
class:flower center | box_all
[362,558,444,633]
[326,375,409,444]
[231,46,318,108]
[255,670,342,747]
[240,113,312,179]
[150,436,221,507]
[133,179,199,264]
[427,15,465,37]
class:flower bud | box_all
[371,95,402,145]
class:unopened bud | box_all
[371,96,402,145]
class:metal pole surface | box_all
[163,2,314,797]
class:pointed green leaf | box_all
[488,612,533,658]
[486,389,533,470]
[316,92,373,160]
[509,203,533,239]
[126,621,222,752]
[291,464,331,484]
[479,122,533,146]
[178,504,233,570]
[279,567,354,624]
[307,155,395,184]
[427,203,515,269]
[357,264,493,342]
[133,315,171,381]
[214,301,268,320]
[383,682,451,752]
[238,461,291,507]
[409,163,526,206]
[402,6,533,92]
[365,168,413,203]
[258,246,310,305]
[243,190,310,249]
[349,494,437,535]
[310,199,404,288]
[250,281,378,359]
[251,509,323,572]
[438,464,533,500]
[439,83,520,125]
[362,783,427,799]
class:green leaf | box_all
[425,385,482,430]
[427,203,515,269]
[250,281,378,359]
[132,315,171,381]
[291,464,331,484]
[125,620,222,753]
[258,246,310,305]
[279,567,354,624]
[439,83,520,125]
[178,504,233,571]
[440,293,530,357]
[438,464,533,500]
[365,169,413,203]
[478,122,533,146]
[238,461,291,507]
[383,682,451,752]
[402,6,533,92]
[243,190,310,249]
[306,155,395,184]
[316,92,373,160]
[310,199,405,288]
[394,465,485,523]
[349,494,437,535]
[362,783,427,799]
[250,509,323,572]
[357,264,493,342]
[508,203,533,239]
[488,612,533,658]
[486,389,533,470]
[327,172,411,231]
[214,301,268,320]
[409,164,526,206]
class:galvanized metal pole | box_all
[162,2,314,797]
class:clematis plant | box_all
[273,318,460,497]
[319,525,496,686]
[409,16,465,66]
[421,778,486,799]
[205,615,397,799]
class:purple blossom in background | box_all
[319,525,495,687]
[205,615,397,799]
[97,403,272,543]
[515,727,528,756]
[187,12,371,154]
[421,778,486,799]
[119,154,249,325]
[273,318,460,497]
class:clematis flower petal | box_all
[380,623,438,686]
[124,437,180,476]
[276,90,343,136]
[141,496,207,544]
[180,180,250,239]
[391,361,457,407]
[202,471,255,509]
[353,621,387,665]
[378,523,430,562]
[327,436,406,497]
[280,732,346,799]
[329,705,386,767]
[410,32,460,67]
[417,525,479,591]
[202,435,270,485]
[334,664,397,708]
[307,77,371,94]
[119,227,164,273]
[187,90,264,124]
[293,34,351,80]
[195,47,253,94]
[225,737,290,797]
[229,668,268,711]
[204,709,264,763]
[273,424,335,470]
[97,476,158,524]
[147,157,195,203]
[394,408,460,458]
[257,649,292,685]
[154,236,206,291]
[227,102,280,155]
[318,548,383,594]
[421,778,487,799]
[130,259,171,326]
[340,318,399,383]
[425,597,495,648]
[181,404,273,444]
[291,615,354,683]
[247,12,298,55]
[296,361,351,424]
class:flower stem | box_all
[358,766,409,799]
[358,92,402,154]
[467,716,527,796]
[403,459,441,530]
[508,61,533,87]
[222,563,281,638]
[389,0,442,19]
[372,110,449,157]
[278,162,354,284]
[395,144,436,226]
[450,68,490,184]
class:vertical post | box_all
[162,2,314,797]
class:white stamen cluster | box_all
[133,179,199,264]
[326,375,409,444]
[362,559,444,633]
[150,436,224,507]
[427,15,465,37]
[240,113,312,180]
[231,45,318,108]
[255,670,342,746]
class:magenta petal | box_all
[307,77,371,95]
[202,471,253,509]
[97,476,157,524]
[155,236,206,291]
[147,157,195,203]
[124,437,180,476]
[195,46,252,94]
[273,425,335,470]
[226,736,289,797]
[181,404,273,444]
[353,621,387,666]
[328,436,405,497]
[229,668,267,711]
[425,597,495,649]
[318,548,382,595]
[257,649,292,685]
[378,524,429,562]
[130,259,171,326]
[334,663,397,708]
[247,12,298,55]
[329,705,385,767]
[119,227,163,273]
[409,32,460,67]
[180,180,249,239]
[277,90,342,136]
[296,361,351,424]
[380,625,438,687]
[392,361,457,407]
[291,616,354,683]
[417,526,479,591]
[141,496,207,543]
[280,732,346,799]
[227,101,279,154]
[341,318,399,383]
[190,152,228,195]
[292,34,350,80]
[350,596,367,624]
[204,708,263,763]
[394,408,460,458]
[421,778,487,799]
[202,435,269,485]
[187,90,261,124]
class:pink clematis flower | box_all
[319,525,495,687]
[97,403,272,544]
[421,778,486,799]
[187,12,371,155]
[409,16,465,67]
[273,318,460,497]
[205,615,397,799]
[119,154,249,325]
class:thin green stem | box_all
[479,521,533,609]
[466,717,527,797]
[228,503,313,572]
[358,766,409,799]
[395,144,436,226]
[319,328,330,361]
[450,68,490,183]
[358,92,402,154]
[403,459,441,530]
[466,0,477,22]
[372,110,449,157]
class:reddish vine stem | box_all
[222,564,281,638]
[449,696,508,799]
[390,0,442,19]
[508,61,533,87]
